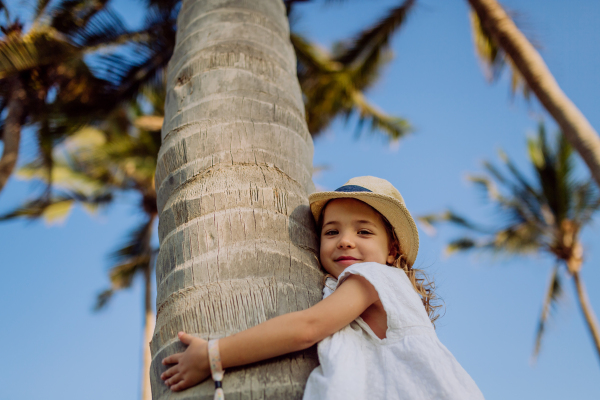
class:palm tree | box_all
[151,0,325,397]
[291,0,415,139]
[1,89,164,400]
[419,124,600,363]
[467,0,600,189]
[118,0,413,141]
[287,0,600,187]
[0,0,176,198]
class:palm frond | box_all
[335,0,415,66]
[339,0,415,90]
[418,210,491,236]
[293,32,410,140]
[490,223,542,254]
[0,30,75,77]
[93,217,156,310]
[50,0,110,36]
[0,192,112,222]
[532,265,563,362]
[350,90,410,141]
[94,289,114,310]
[34,0,52,21]
[572,181,600,226]
[527,126,573,223]
[68,7,128,48]
[446,237,478,255]
[469,9,531,98]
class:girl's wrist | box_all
[208,339,225,398]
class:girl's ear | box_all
[387,242,399,265]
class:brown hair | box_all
[380,216,442,326]
[317,199,442,326]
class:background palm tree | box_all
[113,0,413,141]
[0,86,164,400]
[466,0,600,188]
[419,124,600,362]
[0,0,143,196]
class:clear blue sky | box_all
[1,0,599,399]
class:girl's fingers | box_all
[161,365,179,380]
[178,331,193,345]
[170,379,188,392]
[167,373,183,389]
[162,352,182,365]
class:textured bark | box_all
[150,1,322,398]
[572,271,600,363]
[468,0,600,188]
[0,79,25,196]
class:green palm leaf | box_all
[423,123,600,360]
[95,216,156,310]
[334,0,416,90]
[469,9,531,99]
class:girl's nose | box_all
[337,233,355,249]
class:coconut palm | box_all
[419,124,600,362]
[287,0,600,187]
[117,0,412,141]
[0,0,178,199]
[1,88,164,400]
[150,0,326,397]
[0,0,142,196]
[291,0,415,139]
[467,0,600,188]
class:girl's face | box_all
[320,198,397,278]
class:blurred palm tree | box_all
[0,85,163,400]
[111,0,413,141]
[419,124,600,363]
[290,0,415,139]
[467,0,600,188]
[0,0,149,196]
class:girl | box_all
[161,176,484,399]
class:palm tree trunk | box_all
[572,271,600,363]
[150,1,321,398]
[142,263,155,400]
[467,0,600,189]
[0,79,25,195]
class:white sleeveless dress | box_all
[302,262,485,400]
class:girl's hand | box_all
[160,331,211,391]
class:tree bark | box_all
[467,0,600,189]
[0,79,25,196]
[572,270,600,364]
[150,1,322,398]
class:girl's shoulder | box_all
[338,262,410,290]
[338,262,432,333]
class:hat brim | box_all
[308,191,419,266]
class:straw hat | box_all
[308,176,419,266]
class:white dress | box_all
[303,262,485,400]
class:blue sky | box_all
[1,0,599,399]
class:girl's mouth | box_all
[335,256,360,265]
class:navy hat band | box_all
[334,185,372,193]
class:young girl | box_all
[160,176,485,399]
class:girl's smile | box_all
[320,198,397,278]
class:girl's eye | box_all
[358,230,372,235]
[324,230,338,236]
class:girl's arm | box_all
[161,274,378,391]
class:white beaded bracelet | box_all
[208,339,225,400]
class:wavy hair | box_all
[381,217,442,326]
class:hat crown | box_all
[343,176,406,205]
